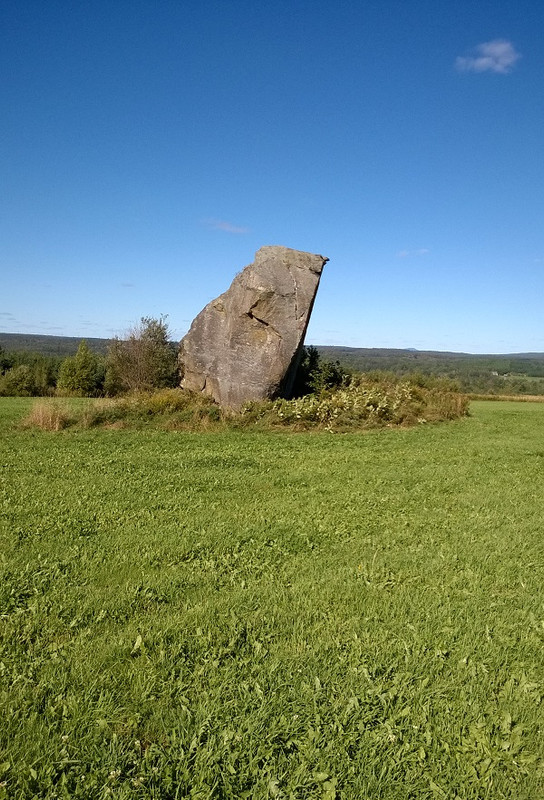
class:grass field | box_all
[1,399,543,799]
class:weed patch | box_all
[241,377,469,431]
[21,379,469,434]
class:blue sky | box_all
[2,0,543,353]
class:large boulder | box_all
[179,246,328,408]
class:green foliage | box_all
[0,345,10,371]
[291,345,348,397]
[0,364,36,396]
[57,341,104,397]
[0,351,62,397]
[0,400,543,797]
[105,316,179,394]
[244,375,469,431]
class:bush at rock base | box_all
[241,376,469,431]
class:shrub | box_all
[0,364,36,396]
[241,376,469,431]
[290,345,349,397]
[105,316,179,394]
[0,351,61,396]
[57,341,104,396]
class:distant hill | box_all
[2,332,543,359]
[0,333,110,357]
[316,345,544,377]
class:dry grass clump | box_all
[20,400,74,431]
[21,390,226,431]
[81,389,225,430]
[21,390,224,431]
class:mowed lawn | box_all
[0,399,543,799]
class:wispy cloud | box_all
[204,218,249,234]
[456,39,521,74]
[397,248,430,258]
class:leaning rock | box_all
[179,246,328,408]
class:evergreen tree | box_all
[291,345,347,397]
[57,341,103,396]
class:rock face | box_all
[179,246,328,409]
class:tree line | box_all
[1,317,543,397]
[0,316,348,400]
[0,317,179,397]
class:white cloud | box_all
[456,39,521,74]
[205,218,249,234]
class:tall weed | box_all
[20,400,74,431]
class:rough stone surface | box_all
[179,246,328,408]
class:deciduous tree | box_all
[105,316,178,394]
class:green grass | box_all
[0,399,543,799]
